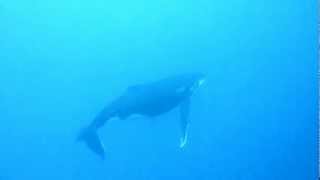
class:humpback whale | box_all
[77,73,206,158]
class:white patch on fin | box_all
[180,129,188,149]
[179,124,189,148]
[179,97,190,149]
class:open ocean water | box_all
[0,0,317,179]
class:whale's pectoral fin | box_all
[77,126,105,159]
[179,97,190,148]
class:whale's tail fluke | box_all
[77,126,105,159]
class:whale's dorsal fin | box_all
[179,96,190,148]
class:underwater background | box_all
[0,0,317,179]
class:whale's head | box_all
[193,73,206,86]
[186,72,206,88]
[177,72,206,93]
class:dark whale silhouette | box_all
[77,73,206,159]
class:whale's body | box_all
[77,73,205,158]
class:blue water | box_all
[0,0,317,179]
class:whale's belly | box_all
[134,92,186,117]
[117,83,191,118]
